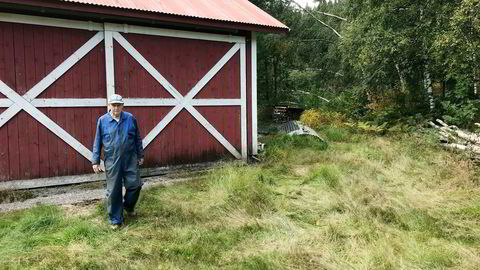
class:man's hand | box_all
[92,164,104,174]
[138,158,144,166]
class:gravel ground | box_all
[0,168,210,213]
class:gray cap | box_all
[108,94,124,104]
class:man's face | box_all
[109,103,124,118]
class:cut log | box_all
[430,119,480,161]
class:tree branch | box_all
[315,11,347,21]
[289,0,343,38]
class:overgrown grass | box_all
[0,127,479,269]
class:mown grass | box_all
[0,127,479,269]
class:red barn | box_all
[0,0,288,184]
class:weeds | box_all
[0,190,35,204]
[0,127,479,269]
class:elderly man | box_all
[92,94,144,229]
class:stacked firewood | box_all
[429,119,480,160]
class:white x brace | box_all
[0,32,105,162]
[0,29,247,162]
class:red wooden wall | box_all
[0,22,105,181]
[114,33,242,167]
[0,20,254,182]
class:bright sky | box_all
[294,0,319,8]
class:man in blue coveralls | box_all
[92,94,144,229]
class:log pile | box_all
[429,119,480,160]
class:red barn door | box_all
[0,14,248,181]
[105,24,247,167]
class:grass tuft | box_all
[303,164,341,189]
[17,205,62,233]
[323,126,351,142]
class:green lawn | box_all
[0,127,479,269]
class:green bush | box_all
[441,100,480,128]
[299,109,346,129]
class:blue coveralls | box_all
[92,111,144,225]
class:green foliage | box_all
[441,100,479,128]
[299,109,346,129]
[254,0,480,129]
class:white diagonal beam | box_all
[141,44,240,152]
[141,105,184,148]
[0,81,93,161]
[0,32,104,128]
[184,43,241,100]
[185,105,241,159]
[112,32,183,100]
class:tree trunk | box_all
[395,63,407,94]
[474,67,478,97]
[474,76,478,96]
[473,41,478,97]
[424,65,435,110]
[420,8,434,111]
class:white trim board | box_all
[0,12,103,31]
[252,33,258,155]
[240,43,248,160]
[104,29,115,103]
[105,23,245,44]
[0,13,245,44]
[191,99,242,106]
[0,98,242,108]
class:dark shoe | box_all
[125,210,137,218]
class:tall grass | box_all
[0,129,479,269]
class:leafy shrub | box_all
[299,109,346,129]
[441,100,480,128]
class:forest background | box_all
[251,0,480,129]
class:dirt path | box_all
[0,171,209,212]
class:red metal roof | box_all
[61,0,289,31]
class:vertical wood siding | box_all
[0,22,101,181]
[0,20,250,181]
[114,33,242,166]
